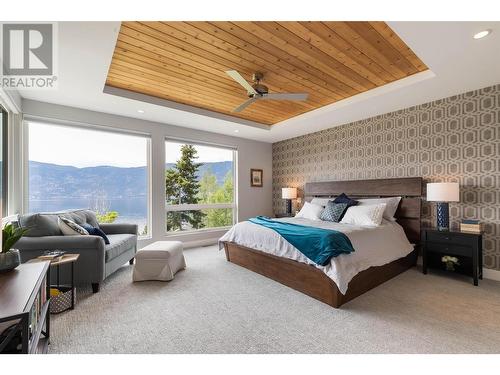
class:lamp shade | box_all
[426,182,459,202]
[282,187,297,200]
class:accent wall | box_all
[273,84,500,270]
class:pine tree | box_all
[166,145,205,231]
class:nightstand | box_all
[274,213,293,218]
[421,229,483,286]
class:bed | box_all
[220,177,423,308]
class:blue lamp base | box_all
[436,202,450,231]
[285,199,292,216]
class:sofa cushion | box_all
[19,209,100,237]
[19,213,61,237]
[105,234,136,261]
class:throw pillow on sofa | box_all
[58,216,89,236]
[81,223,110,245]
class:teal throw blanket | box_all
[248,216,354,266]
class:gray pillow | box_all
[19,213,61,237]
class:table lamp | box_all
[282,187,297,216]
[426,182,460,231]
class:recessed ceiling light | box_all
[473,30,491,39]
[137,109,145,113]
[234,129,239,133]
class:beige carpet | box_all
[50,245,500,354]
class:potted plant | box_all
[1,224,29,272]
[441,255,460,272]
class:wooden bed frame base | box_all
[223,242,417,308]
[223,178,422,308]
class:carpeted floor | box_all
[50,245,500,354]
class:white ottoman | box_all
[132,241,186,282]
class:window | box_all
[0,106,7,216]
[26,121,151,236]
[165,140,236,232]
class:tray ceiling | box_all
[105,22,428,125]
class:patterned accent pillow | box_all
[320,202,348,222]
[58,216,89,236]
[333,193,358,220]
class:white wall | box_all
[0,88,22,114]
[18,99,273,247]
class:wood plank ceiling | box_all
[106,22,428,125]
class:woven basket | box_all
[50,288,75,314]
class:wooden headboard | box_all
[304,177,423,243]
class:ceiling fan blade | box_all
[225,70,258,96]
[262,93,309,101]
[233,97,258,112]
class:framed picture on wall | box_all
[250,169,263,187]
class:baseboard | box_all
[183,237,219,249]
[483,268,500,282]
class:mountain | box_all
[165,161,233,185]
[29,160,233,200]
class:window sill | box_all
[165,226,232,237]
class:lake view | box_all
[29,197,148,233]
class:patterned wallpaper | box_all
[272,84,500,270]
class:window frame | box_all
[23,118,153,239]
[165,137,238,234]
[0,106,8,217]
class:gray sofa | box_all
[15,209,137,293]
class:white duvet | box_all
[219,217,414,294]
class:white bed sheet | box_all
[219,217,414,294]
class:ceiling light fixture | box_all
[234,129,239,133]
[137,109,145,113]
[473,30,491,39]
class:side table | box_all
[421,229,483,286]
[28,254,80,312]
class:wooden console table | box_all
[0,262,50,354]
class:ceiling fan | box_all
[225,70,309,112]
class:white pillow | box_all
[58,217,89,236]
[295,202,324,221]
[310,198,332,207]
[357,197,401,221]
[340,203,387,227]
